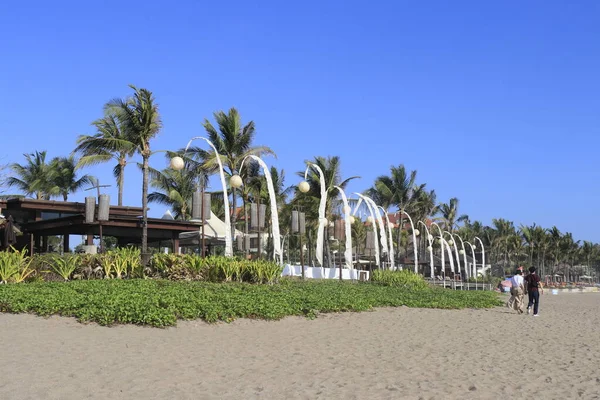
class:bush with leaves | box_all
[0,279,504,327]
[0,248,35,284]
[50,254,80,281]
[371,269,429,291]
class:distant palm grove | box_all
[2,85,599,282]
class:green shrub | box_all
[0,248,35,284]
[50,254,80,281]
[149,253,199,280]
[76,254,103,279]
[0,279,503,327]
[371,269,429,291]
[111,247,141,278]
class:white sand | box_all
[0,293,598,399]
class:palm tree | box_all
[147,166,197,220]
[438,197,468,232]
[7,151,53,199]
[413,189,438,223]
[294,156,358,267]
[368,164,424,262]
[108,85,162,256]
[247,166,292,258]
[74,112,136,206]
[491,218,515,267]
[547,226,562,274]
[48,156,92,201]
[189,108,275,239]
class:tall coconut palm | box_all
[413,189,438,223]
[108,85,162,256]
[147,166,197,220]
[74,112,136,206]
[189,108,275,239]
[439,197,468,232]
[547,226,562,273]
[247,166,292,258]
[294,156,358,267]
[491,218,516,267]
[7,151,53,199]
[368,164,424,261]
[48,156,93,201]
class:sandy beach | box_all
[0,293,598,400]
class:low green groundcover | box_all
[0,279,502,327]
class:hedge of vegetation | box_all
[0,279,502,327]
[0,249,283,285]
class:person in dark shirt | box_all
[524,267,544,316]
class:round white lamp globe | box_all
[343,205,351,214]
[414,229,420,236]
[459,249,465,255]
[427,245,433,252]
[170,156,185,171]
[230,174,243,188]
[388,222,394,229]
[428,234,434,242]
[298,181,310,193]
[367,216,374,224]
[448,240,454,246]
[349,216,355,224]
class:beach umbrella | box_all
[1,215,17,249]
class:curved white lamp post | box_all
[465,241,477,289]
[332,186,353,271]
[437,235,446,280]
[354,196,389,261]
[430,222,444,241]
[401,210,419,274]
[440,236,455,276]
[430,222,444,276]
[418,221,434,279]
[352,194,380,268]
[231,155,282,265]
[474,236,486,277]
[171,136,234,257]
[444,231,462,277]
[299,163,327,267]
[453,233,469,280]
[378,206,395,270]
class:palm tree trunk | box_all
[141,154,149,260]
[231,188,238,242]
[308,230,313,267]
[243,194,249,258]
[118,158,125,206]
[325,225,332,268]
[397,215,404,264]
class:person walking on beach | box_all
[525,267,544,316]
[507,266,524,309]
[508,269,525,313]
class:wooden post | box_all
[172,232,180,254]
[28,234,35,255]
[63,235,70,253]
[300,233,305,280]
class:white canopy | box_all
[179,211,243,244]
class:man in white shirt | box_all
[508,269,525,313]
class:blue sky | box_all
[1,0,599,241]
